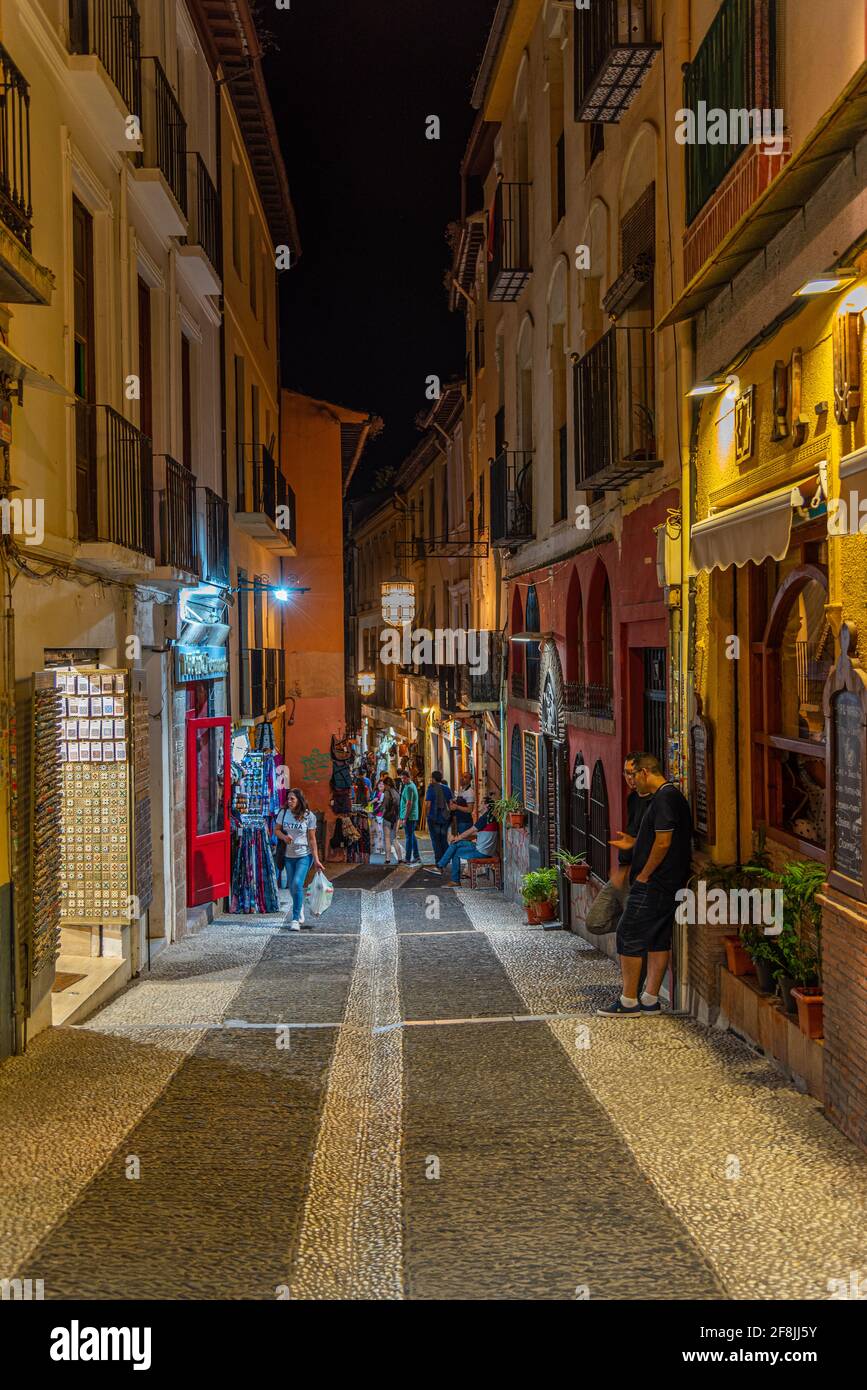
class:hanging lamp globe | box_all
[357,671,376,697]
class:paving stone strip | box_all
[456,890,867,1301]
[288,889,404,1299]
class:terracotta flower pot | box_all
[723,934,755,977]
[791,986,824,1040]
[525,900,555,924]
[564,863,589,884]
[508,812,527,828]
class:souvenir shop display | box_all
[52,668,132,925]
[229,723,280,914]
[329,734,354,814]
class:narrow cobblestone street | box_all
[2,864,866,1302]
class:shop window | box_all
[525,583,541,701]
[588,758,609,882]
[570,752,588,858]
[750,545,831,855]
[510,723,524,801]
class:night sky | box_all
[262,0,498,491]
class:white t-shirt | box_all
[277,808,317,858]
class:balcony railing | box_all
[468,634,501,706]
[240,648,286,719]
[139,57,187,216]
[184,152,221,274]
[154,454,198,575]
[68,0,142,114]
[235,443,296,547]
[201,487,229,587]
[573,0,659,123]
[574,326,659,489]
[75,402,154,556]
[490,450,534,547]
[684,0,777,225]
[564,681,614,719]
[488,181,531,302]
[0,45,32,251]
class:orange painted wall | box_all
[280,392,359,815]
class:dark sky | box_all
[262,0,498,491]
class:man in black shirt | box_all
[598,753,692,1016]
[613,751,653,888]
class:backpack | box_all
[383,788,399,822]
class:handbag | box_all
[584,879,628,934]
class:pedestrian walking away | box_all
[599,753,692,1016]
[274,787,326,931]
[397,769,421,864]
[378,775,402,863]
[424,769,453,867]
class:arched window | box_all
[751,554,831,853]
[510,587,525,698]
[588,759,610,882]
[586,561,613,714]
[510,724,524,801]
[525,583,541,701]
[571,752,588,858]
[565,568,585,686]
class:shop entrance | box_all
[186,716,231,907]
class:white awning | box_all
[0,339,72,396]
[689,476,822,576]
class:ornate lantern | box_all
[357,671,375,697]
[381,573,415,626]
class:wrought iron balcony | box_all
[179,153,221,293]
[684,0,777,225]
[490,450,534,548]
[574,326,659,490]
[438,665,460,714]
[75,402,154,558]
[488,181,531,302]
[153,454,199,577]
[573,0,659,123]
[564,681,614,719]
[235,444,296,551]
[0,45,32,253]
[200,487,229,587]
[68,0,142,116]
[135,57,187,233]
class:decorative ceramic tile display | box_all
[54,669,132,925]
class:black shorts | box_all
[616,881,677,956]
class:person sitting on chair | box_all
[436,796,499,885]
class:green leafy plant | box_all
[554,848,586,867]
[493,794,524,821]
[520,867,559,906]
[774,860,825,987]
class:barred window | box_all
[571,753,587,859]
[510,724,524,801]
[588,759,610,882]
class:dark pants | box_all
[404,819,420,863]
[428,820,450,864]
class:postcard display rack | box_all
[54,668,132,926]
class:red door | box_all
[186,715,231,907]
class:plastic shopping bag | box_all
[305,869,334,918]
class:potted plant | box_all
[494,794,527,829]
[521,867,559,924]
[554,848,589,884]
[772,860,825,1029]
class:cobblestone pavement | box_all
[1,863,866,1299]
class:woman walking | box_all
[275,787,325,931]
[378,775,402,863]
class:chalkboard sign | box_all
[523,731,539,813]
[832,691,863,880]
[689,699,715,843]
[824,623,867,903]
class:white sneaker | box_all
[289,919,300,931]
[298,907,305,925]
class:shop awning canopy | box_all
[689,478,821,575]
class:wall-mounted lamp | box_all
[357,671,376,696]
[231,582,310,601]
[687,373,739,400]
[793,267,858,297]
